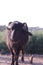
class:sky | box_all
[0,0,43,28]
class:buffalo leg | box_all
[30,55,33,64]
[21,49,24,62]
[10,48,14,65]
[15,50,20,65]
[11,54,14,65]
[15,55,18,65]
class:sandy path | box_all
[0,54,43,65]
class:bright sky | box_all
[0,0,43,28]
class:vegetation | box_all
[25,30,43,54]
[0,30,10,54]
[0,26,43,54]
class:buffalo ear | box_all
[7,22,13,30]
[23,23,27,27]
[23,23,32,36]
[23,23,28,31]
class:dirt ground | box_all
[0,54,43,65]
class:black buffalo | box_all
[5,21,32,65]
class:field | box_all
[0,54,43,65]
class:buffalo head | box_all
[10,21,32,42]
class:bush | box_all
[25,33,43,54]
[0,31,10,54]
[0,41,10,54]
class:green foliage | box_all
[0,31,10,54]
[25,30,43,54]
[0,41,10,54]
[0,29,43,54]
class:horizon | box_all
[0,24,43,29]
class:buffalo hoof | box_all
[21,57,24,62]
[30,60,33,64]
[16,62,18,65]
[11,62,14,65]
[11,63,14,65]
